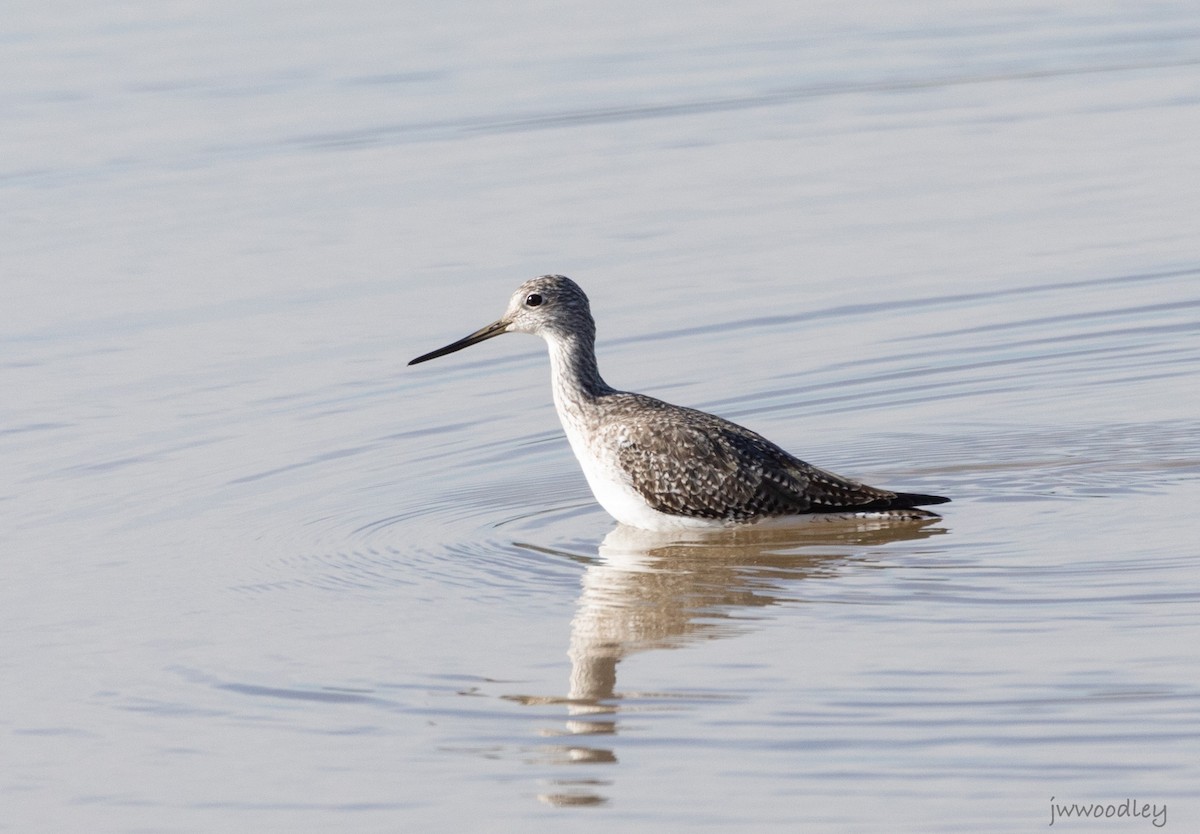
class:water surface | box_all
[4,1,1200,831]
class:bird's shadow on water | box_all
[501,518,947,808]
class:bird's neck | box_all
[546,331,614,414]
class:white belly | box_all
[557,412,726,531]
[577,452,722,530]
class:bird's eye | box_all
[525,293,543,307]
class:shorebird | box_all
[409,275,948,531]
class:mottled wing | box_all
[605,396,899,521]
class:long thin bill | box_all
[408,319,511,365]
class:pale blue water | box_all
[4,1,1200,831]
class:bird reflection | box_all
[520,518,945,807]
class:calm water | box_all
[4,1,1200,831]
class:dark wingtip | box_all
[811,491,950,516]
[893,492,951,508]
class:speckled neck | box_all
[546,327,615,416]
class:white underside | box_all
[582,478,932,531]
[557,416,689,529]
[580,465,933,531]
[582,460,715,530]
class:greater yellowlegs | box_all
[409,275,949,530]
